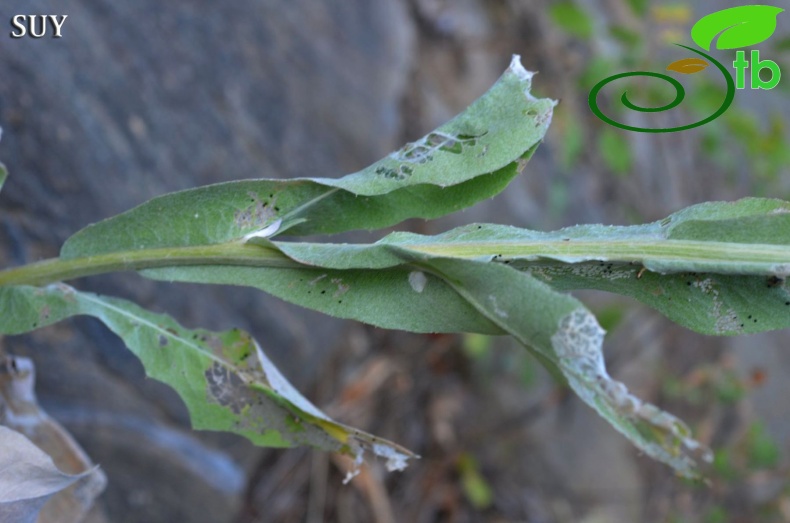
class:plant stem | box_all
[0,243,299,287]
[406,239,790,274]
[1,237,788,288]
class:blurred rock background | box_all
[1,0,790,521]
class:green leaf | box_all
[0,284,416,473]
[746,421,779,469]
[609,24,642,49]
[691,5,784,51]
[549,1,594,39]
[147,263,504,335]
[61,56,554,258]
[625,0,647,17]
[458,453,494,509]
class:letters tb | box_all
[10,15,68,38]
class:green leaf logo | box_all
[691,5,784,51]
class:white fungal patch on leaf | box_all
[525,266,553,281]
[235,191,279,238]
[691,277,741,334]
[569,263,634,281]
[488,295,509,319]
[770,264,790,279]
[373,442,410,472]
[331,278,350,298]
[309,274,328,286]
[343,447,365,485]
[551,309,712,477]
[691,278,743,334]
[508,54,557,109]
[342,436,415,485]
[408,271,427,293]
[509,54,534,83]
[552,309,606,373]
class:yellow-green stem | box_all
[1,237,788,288]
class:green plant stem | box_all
[0,243,298,286]
[0,238,788,288]
[411,239,790,272]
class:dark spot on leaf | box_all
[39,305,51,322]
[159,335,168,347]
[204,362,250,415]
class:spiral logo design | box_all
[588,45,735,133]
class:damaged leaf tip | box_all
[509,54,534,81]
[552,309,711,478]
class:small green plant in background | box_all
[2,56,790,517]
